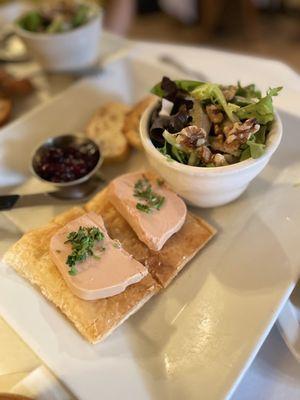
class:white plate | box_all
[277,283,300,362]
[0,55,299,400]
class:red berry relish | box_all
[35,142,99,183]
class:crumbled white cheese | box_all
[159,98,174,117]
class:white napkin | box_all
[10,366,74,400]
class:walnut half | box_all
[176,125,207,150]
[206,104,224,124]
[225,118,260,145]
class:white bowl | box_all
[140,100,282,208]
[15,9,102,72]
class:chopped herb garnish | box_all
[136,202,151,213]
[134,177,165,214]
[65,226,104,275]
[156,178,164,186]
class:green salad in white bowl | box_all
[140,77,283,207]
[15,0,102,72]
[149,77,282,167]
[17,0,97,34]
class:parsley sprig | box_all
[65,226,104,276]
[134,177,165,214]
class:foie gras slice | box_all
[50,212,148,300]
[108,172,187,251]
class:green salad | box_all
[17,0,97,34]
[149,77,282,167]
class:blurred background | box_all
[103,0,300,71]
[0,0,299,71]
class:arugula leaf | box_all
[192,83,239,122]
[236,87,282,124]
[267,87,283,97]
[236,82,262,99]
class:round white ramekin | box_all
[15,8,102,72]
[140,100,282,208]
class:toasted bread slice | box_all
[123,96,156,150]
[3,206,159,344]
[3,183,216,343]
[0,97,12,127]
[0,68,34,97]
[86,101,130,164]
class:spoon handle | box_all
[0,192,69,210]
[0,194,20,210]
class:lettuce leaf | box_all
[158,141,173,162]
[236,87,282,124]
[163,130,181,148]
[227,103,240,114]
[72,4,89,28]
[232,96,255,107]
[240,146,251,161]
[151,82,164,97]
[191,83,239,122]
[175,80,204,92]
[255,125,267,144]
[239,140,266,161]
[187,152,198,166]
[18,11,43,32]
[172,146,187,163]
[151,79,202,97]
[247,141,266,158]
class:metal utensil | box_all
[0,174,105,211]
[158,54,207,81]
